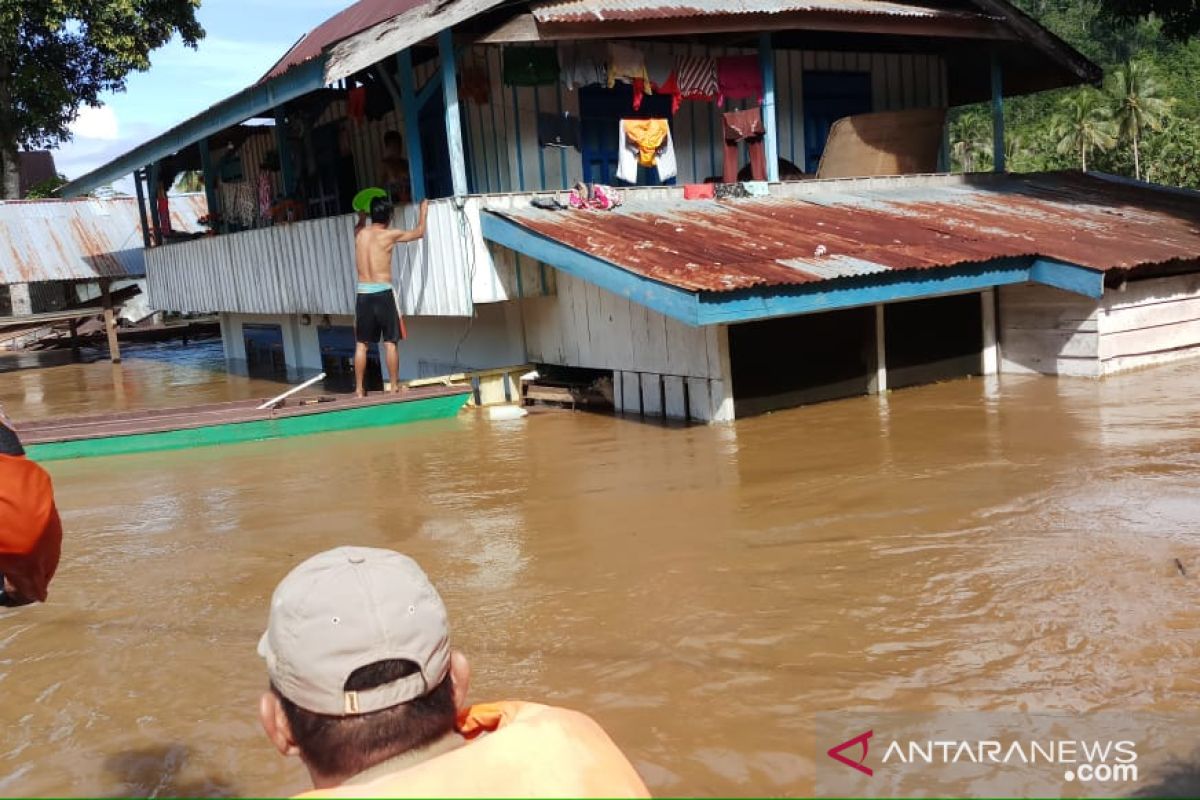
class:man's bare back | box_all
[355,198,429,283]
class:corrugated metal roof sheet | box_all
[485,173,1200,293]
[264,0,428,80]
[533,0,987,23]
[0,195,207,284]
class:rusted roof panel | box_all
[486,173,1200,293]
[264,0,427,80]
[533,0,989,23]
[0,195,207,285]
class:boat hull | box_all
[25,391,470,462]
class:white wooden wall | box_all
[462,44,949,192]
[1000,274,1200,378]
[521,269,735,421]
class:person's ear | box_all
[259,692,301,757]
[449,649,471,712]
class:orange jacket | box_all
[0,454,62,603]
[297,701,650,798]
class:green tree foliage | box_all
[24,173,68,198]
[950,0,1200,189]
[174,170,204,193]
[1052,89,1117,171]
[1108,60,1170,179]
[0,1,205,198]
[1098,0,1200,40]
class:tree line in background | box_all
[952,0,1200,187]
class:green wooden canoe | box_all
[20,385,471,462]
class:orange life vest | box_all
[296,701,651,798]
[0,454,62,602]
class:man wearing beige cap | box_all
[258,547,650,798]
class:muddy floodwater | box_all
[3,343,1200,796]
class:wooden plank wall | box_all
[999,284,1101,377]
[1100,273,1200,373]
[462,44,948,192]
[1000,274,1200,377]
[521,270,718,378]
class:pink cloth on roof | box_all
[717,55,762,105]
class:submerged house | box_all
[59,0,1200,420]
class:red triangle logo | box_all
[827,730,874,776]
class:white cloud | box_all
[71,105,120,141]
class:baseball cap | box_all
[258,547,451,716]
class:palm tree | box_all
[1107,60,1170,181]
[1051,90,1116,172]
[950,110,992,173]
[174,170,204,193]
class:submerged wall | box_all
[1000,274,1200,377]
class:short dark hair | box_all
[383,130,402,146]
[274,659,457,780]
[369,196,393,224]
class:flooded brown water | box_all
[3,343,1200,796]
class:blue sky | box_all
[52,0,348,185]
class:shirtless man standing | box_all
[354,196,428,397]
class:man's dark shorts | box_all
[355,289,403,344]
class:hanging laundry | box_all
[716,55,763,105]
[503,46,559,87]
[459,65,490,105]
[654,71,682,114]
[608,43,649,86]
[347,86,366,124]
[558,41,607,90]
[675,56,718,101]
[537,112,581,150]
[617,119,676,184]
[722,106,767,184]
[645,51,675,87]
[257,172,274,223]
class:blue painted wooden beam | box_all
[991,51,1005,173]
[480,213,702,325]
[273,106,296,197]
[59,57,328,197]
[198,138,220,222]
[759,33,780,183]
[1030,258,1104,298]
[397,49,426,203]
[439,29,469,198]
[415,72,442,111]
[696,260,1034,325]
[147,163,163,246]
[133,169,151,249]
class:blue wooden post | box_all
[198,137,220,224]
[439,28,468,198]
[759,33,779,182]
[133,169,151,248]
[991,51,1005,173]
[147,163,163,245]
[274,106,296,197]
[397,50,426,203]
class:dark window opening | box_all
[730,307,875,417]
[242,323,287,379]
[802,72,872,173]
[884,293,983,390]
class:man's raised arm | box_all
[390,199,429,244]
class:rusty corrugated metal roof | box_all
[485,173,1200,293]
[533,0,990,23]
[0,194,207,284]
[264,0,429,80]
